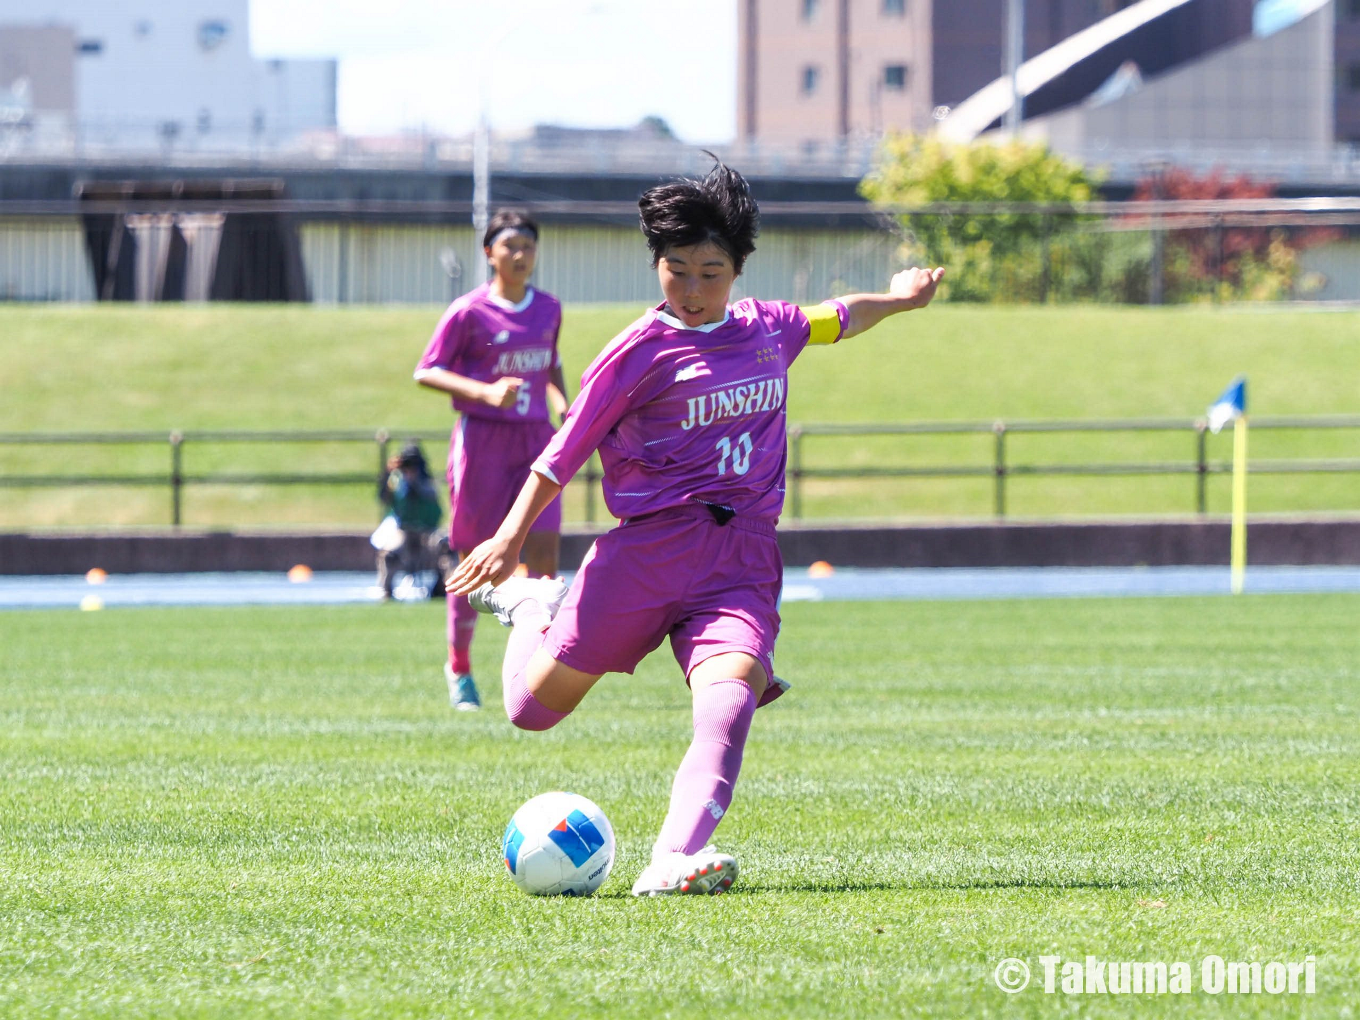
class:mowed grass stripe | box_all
[2,594,1358,1017]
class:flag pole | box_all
[1230,414,1248,594]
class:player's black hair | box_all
[483,209,539,250]
[637,154,759,274]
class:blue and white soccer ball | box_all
[502,792,616,896]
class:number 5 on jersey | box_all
[515,385,531,416]
[716,432,753,476]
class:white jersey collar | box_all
[655,305,731,333]
[487,287,535,313]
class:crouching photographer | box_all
[374,442,444,600]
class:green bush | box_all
[860,135,1098,303]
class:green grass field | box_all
[3,594,1359,1017]
[3,303,1359,527]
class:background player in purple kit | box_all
[414,210,568,711]
[448,161,943,895]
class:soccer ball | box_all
[502,791,616,896]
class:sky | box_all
[248,0,738,143]
[1252,0,1317,36]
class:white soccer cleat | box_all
[468,575,569,628]
[630,846,738,897]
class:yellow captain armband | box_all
[801,302,843,345]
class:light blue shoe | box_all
[444,662,481,711]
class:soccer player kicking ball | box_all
[415,210,568,711]
[448,160,943,896]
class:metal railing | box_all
[0,428,392,527]
[0,428,607,528]
[786,416,1360,519]
[1,416,1358,528]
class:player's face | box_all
[486,232,537,284]
[657,242,736,327]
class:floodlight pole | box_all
[472,111,490,284]
[1004,0,1025,137]
[470,9,538,289]
[468,6,602,288]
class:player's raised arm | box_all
[831,266,946,341]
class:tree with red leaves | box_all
[1132,167,1340,301]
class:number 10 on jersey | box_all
[716,432,753,476]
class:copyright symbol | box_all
[994,957,1030,993]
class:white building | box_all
[0,0,335,153]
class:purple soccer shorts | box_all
[447,416,561,551]
[542,504,783,691]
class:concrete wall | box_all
[5,518,1359,574]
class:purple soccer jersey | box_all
[533,299,844,523]
[416,284,562,423]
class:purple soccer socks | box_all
[501,609,568,731]
[447,592,476,675]
[654,677,757,855]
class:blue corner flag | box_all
[1207,377,1246,434]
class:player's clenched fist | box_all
[889,266,945,309]
[482,376,525,409]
